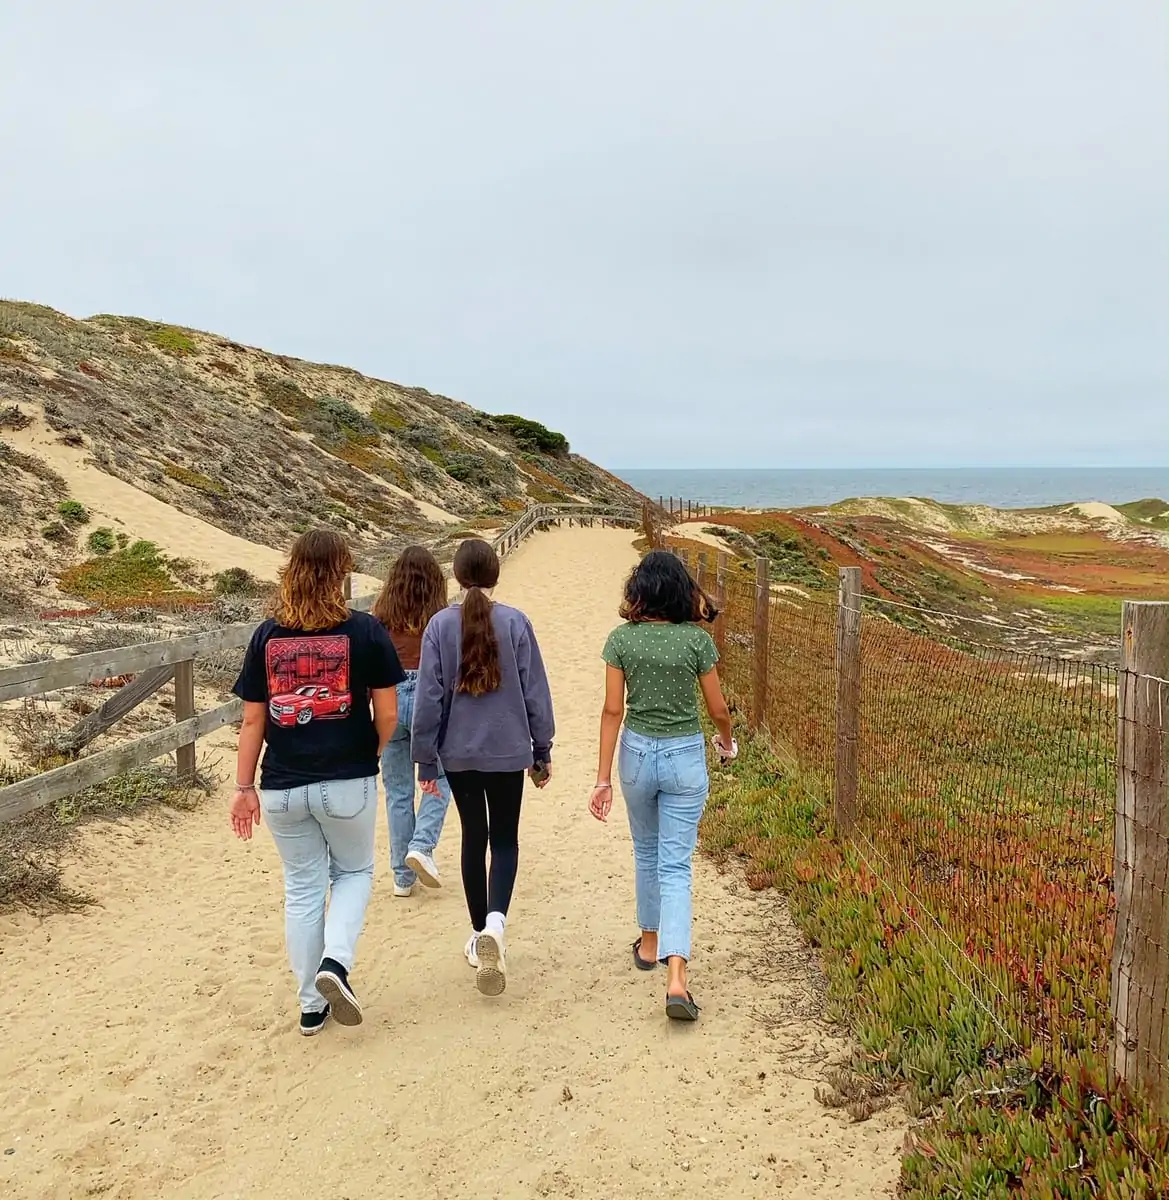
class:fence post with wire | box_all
[667,541,1169,1119]
[1109,600,1169,1111]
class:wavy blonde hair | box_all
[272,529,354,631]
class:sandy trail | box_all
[0,526,902,1199]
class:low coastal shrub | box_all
[702,730,1169,1197]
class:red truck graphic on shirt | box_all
[268,684,352,727]
[265,635,352,727]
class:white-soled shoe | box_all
[475,929,507,996]
[405,850,441,889]
[393,882,414,898]
[464,931,481,969]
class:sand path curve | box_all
[0,525,902,1199]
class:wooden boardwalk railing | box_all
[0,502,641,823]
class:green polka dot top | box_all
[602,620,719,738]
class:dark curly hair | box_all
[619,550,718,624]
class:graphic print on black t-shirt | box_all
[265,635,352,728]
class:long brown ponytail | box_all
[453,539,502,696]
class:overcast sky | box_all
[2,1,1165,469]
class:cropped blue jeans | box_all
[617,728,709,962]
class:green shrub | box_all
[86,526,116,555]
[57,499,90,524]
[371,398,408,431]
[703,731,1169,1198]
[148,325,196,356]
[213,566,267,597]
[59,542,201,607]
[164,463,226,496]
[304,395,380,447]
[493,415,569,455]
[258,374,315,420]
[41,521,72,543]
[444,452,487,485]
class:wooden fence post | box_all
[343,573,353,602]
[834,567,862,837]
[174,658,196,783]
[696,551,708,599]
[750,556,770,731]
[714,551,728,657]
[1110,600,1169,1110]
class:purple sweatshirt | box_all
[411,601,555,781]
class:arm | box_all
[517,620,555,766]
[371,687,398,756]
[231,701,267,840]
[589,665,626,822]
[365,619,404,756]
[700,667,734,750]
[411,622,446,782]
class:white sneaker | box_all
[405,850,441,889]
[464,932,481,969]
[475,929,507,996]
[393,882,414,898]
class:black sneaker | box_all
[314,958,363,1026]
[299,1005,331,1037]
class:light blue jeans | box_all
[617,728,709,962]
[260,776,377,1014]
[380,672,452,889]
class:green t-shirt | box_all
[602,621,719,738]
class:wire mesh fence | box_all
[671,542,1169,1111]
[852,611,1117,1073]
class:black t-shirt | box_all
[232,611,406,790]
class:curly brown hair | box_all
[371,545,447,635]
[272,528,354,631]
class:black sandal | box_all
[665,991,701,1021]
[632,938,658,971]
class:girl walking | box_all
[588,550,735,1022]
[229,529,405,1035]
[411,538,554,996]
[372,546,453,896]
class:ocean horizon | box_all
[612,467,1168,512]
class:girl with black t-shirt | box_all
[231,529,405,1036]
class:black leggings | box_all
[446,770,524,933]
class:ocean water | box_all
[613,467,1168,511]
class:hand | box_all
[230,787,261,840]
[589,783,613,822]
[529,763,552,789]
[712,734,738,762]
[420,778,443,797]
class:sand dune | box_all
[8,420,381,593]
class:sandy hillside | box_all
[0,525,902,1200]
[6,420,382,594]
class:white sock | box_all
[485,911,506,936]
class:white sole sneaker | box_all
[314,967,363,1027]
[475,931,507,996]
[404,850,441,889]
[392,883,413,898]
[464,932,480,969]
